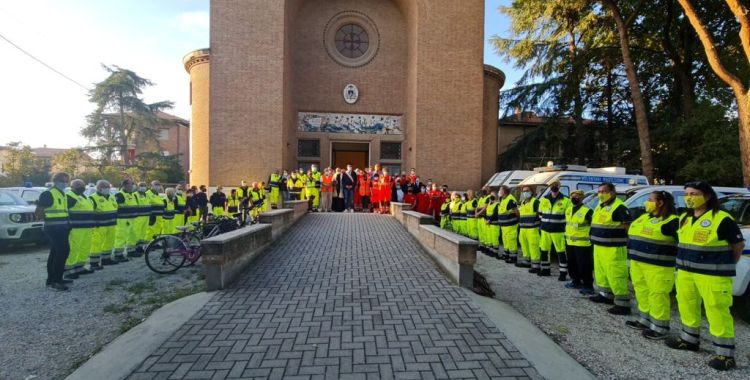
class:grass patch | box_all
[142,283,207,308]
[103,303,132,314]
[553,325,570,335]
[104,278,128,292]
[119,316,142,334]
[127,280,156,295]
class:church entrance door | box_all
[331,142,369,170]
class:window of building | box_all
[383,164,402,176]
[162,150,170,156]
[158,129,169,141]
[380,142,401,160]
[298,139,320,158]
[335,24,369,59]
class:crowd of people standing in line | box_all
[437,180,744,371]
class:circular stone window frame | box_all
[324,11,380,68]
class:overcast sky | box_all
[0,0,517,149]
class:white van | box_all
[516,164,649,198]
[484,170,535,190]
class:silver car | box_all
[0,190,45,248]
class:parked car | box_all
[718,194,750,321]
[0,190,45,248]
[622,185,749,220]
[1,186,49,205]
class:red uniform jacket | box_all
[416,192,431,214]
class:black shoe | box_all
[501,254,509,261]
[507,257,517,264]
[625,320,649,330]
[565,281,582,289]
[515,261,530,268]
[93,264,104,270]
[115,256,129,263]
[537,268,551,277]
[665,337,699,352]
[46,282,69,291]
[528,267,539,274]
[608,305,631,315]
[128,252,143,258]
[708,355,736,371]
[79,269,95,275]
[60,279,74,284]
[64,273,79,280]
[579,287,595,296]
[589,294,614,304]
[557,273,567,281]
[642,329,668,340]
[101,259,118,265]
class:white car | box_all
[0,190,45,248]
[719,195,750,304]
[0,186,49,205]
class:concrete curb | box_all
[463,289,596,380]
[66,291,215,380]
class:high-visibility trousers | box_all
[630,260,674,333]
[212,206,224,216]
[113,218,132,258]
[466,218,478,240]
[540,231,567,273]
[440,216,450,230]
[300,188,307,200]
[500,225,518,259]
[187,214,199,225]
[452,218,462,235]
[519,227,540,267]
[270,187,280,207]
[676,270,735,357]
[148,216,163,240]
[94,225,116,262]
[174,213,185,230]
[480,220,490,246]
[65,227,92,275]
[133,215,149,245]
[593,245,629,307]
[307,188,319,208]
[487,223,500,249]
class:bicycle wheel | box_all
[184,233,202,267]
[145,235,187,274]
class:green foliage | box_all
[51,148,90,177]
[493,0,747,185]
[0,142,50,186]
[82,65,174,164]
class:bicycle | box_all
[144,215,240,274]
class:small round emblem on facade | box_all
[343,84,359,104]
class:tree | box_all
[51,148,89,176]
[600,0,654,180]
[677,0,750,186]
[82,65,173,164]
[0,142,50,186]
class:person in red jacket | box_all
[403,187,417,208]
[428,183,444,221]
[416,184,431,214]
[378,167,393,213]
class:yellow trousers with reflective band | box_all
[500,225,518,258]
[66,227,92,274]
[487,223,500,249]
[593,245,629,307]
[306,188,319,208]
[96,225,116,262]
[133,215,149,245]
[452,219,463,236]
[478,219,487,245]
[212,206,224,216]
[148,216,163,240]
[676,270,735,356]
[540,231,567,273]
[466,218,478,240]
[630,260,674,332]
[113,218,131,257]
[519,228,540,267]
[270,187,280,207]
[174,214,185,230]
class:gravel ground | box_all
[0,244,206,380]
[475,253,750,379]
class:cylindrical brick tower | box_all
[183,48,210,186]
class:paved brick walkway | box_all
[129,214,540,380]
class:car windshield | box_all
[0,191,29,206]
[721,198,750,226]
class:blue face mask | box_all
[54,182,67,191]
[138,186,147,192]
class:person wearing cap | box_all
[665,181,744,371]
[538,180,572,279]
[589,182,632,315]
[564,190,594,294]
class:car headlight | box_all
[9,213,22,223]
